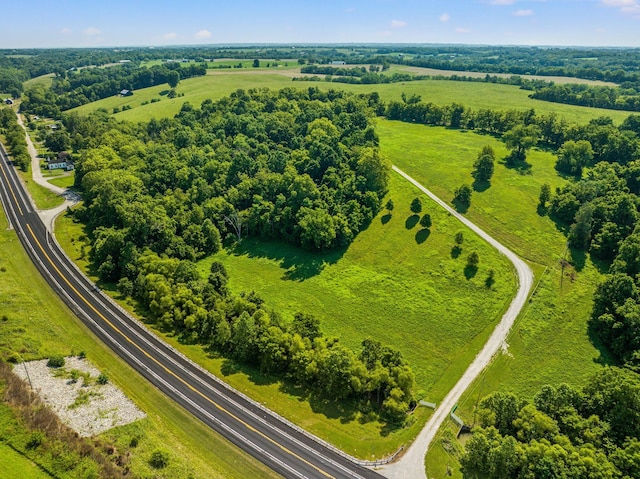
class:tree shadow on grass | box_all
[501,152,532,175]
[415,228,431,244]
[472,179,490,193]
[405,214,420,229]
[569,246,587,272]
[586,320,618,367]
[229,238,346,282]
[451,245,462,258]
[381,213,392,225]
[452,199,470,214]
[464,264,478,280]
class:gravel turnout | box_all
[13,357,146,437]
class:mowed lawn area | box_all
[69,69,633,125]
[0,212,279,479]
[374,120,606,477]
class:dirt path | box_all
[379,166,534,479]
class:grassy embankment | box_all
[0,211,279,479]
[69,69,633,125]
[375,120,605,478]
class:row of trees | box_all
[462,368,640,478]
[532,83,640,113]
[0,107,29,170]
[20,62,206,117]
[129,252,414,421]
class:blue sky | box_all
[2,0,640,48]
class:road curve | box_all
[0,141,386,479]
[380,166,534,479]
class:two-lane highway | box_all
[0,142,384,479]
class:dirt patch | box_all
[13,357,145,437]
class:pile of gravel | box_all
[13,357,146,437]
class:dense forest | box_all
[461,368,640,478]
[60,87,416,422]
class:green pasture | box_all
[208,172,516,399]
[374,120,605,477]
[23,74,54,90]
[0,211,278,479]
[70,71,633,125]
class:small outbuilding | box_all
[119,89,133,97]
[5,98,13,105]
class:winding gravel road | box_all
[380,166,534,479]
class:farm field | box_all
[0,211,278,479]
[374,120,605,477]
[22,73,54,90]
[69,69,633,125]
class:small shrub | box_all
[129,436,139,448]
[385,199,394,211]
[47,356,65,368]
[454,231,464,245]
[0,265,6,272]
[420,213,432,229]
[96,373,109,385]
[7,352,20,364]
[78,351,86,359]
[1,314,8,322]
[467,252,479,267]
[149,449,170,469]
[26,431,44,450]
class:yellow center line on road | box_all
[25,223,335,479]
[0,159,24,216]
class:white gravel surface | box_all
[13,357,146,437]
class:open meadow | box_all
[0,211,278,479]
[374,120,606,478]
[69,68,633,125]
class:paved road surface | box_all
[379,167,534,479]
[0,141,385,479]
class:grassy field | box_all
[55,169,517,457]
[373,120,605,477]
[23,74,54,90]
[0,444,51,479]
[69,70,633,125]
[0,211,279,479]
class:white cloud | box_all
[83,27,101,36]
[390,19,407,28]
[439,13,450,22]
[602,0,640,15]
[60,28,72,35]
[490,0,516,5]
[456,27,472,33]
[162,32,177,40]
[195,29,212,39]
[514,9,534,16]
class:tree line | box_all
[20,62,206,117]
[0,107,29,170]
[532,83,640,113]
